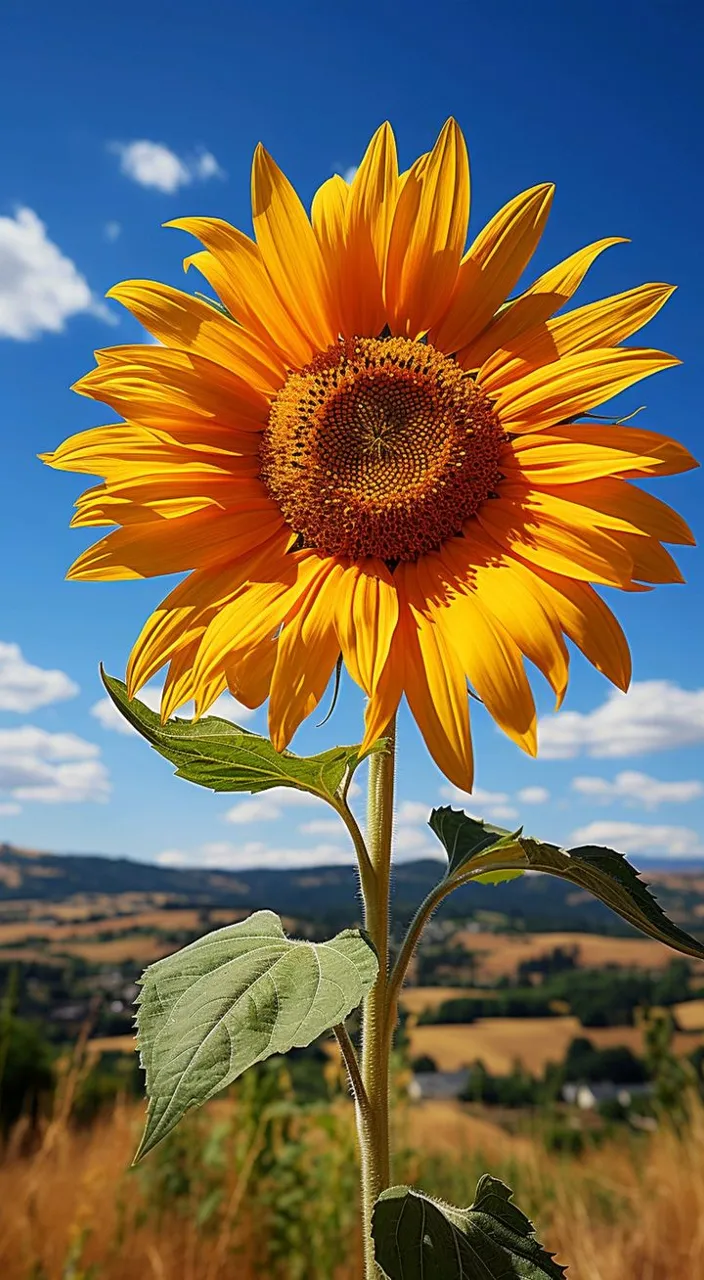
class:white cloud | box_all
[224,787,325,825]
[154,839,354,870]
[441,783,519,822]
[0,726,109,804]
[0,643,79,712]
[104,221,121,242]
[299,818,344,836]
[569,820,704,858]
[111,141,224,193]
[0,802,21,816]
[397,800,431,824]
[91,684,256,736]
[572,770,704,810]
[225,797,282,826]
[193,151,225,181]
[517,786,551,804]
[395,826,437,855]
[342,165,359,184]
[0,207,112,341]
[539,681,704,760]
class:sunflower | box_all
[43,120,697,789]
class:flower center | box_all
[260,336,506,562]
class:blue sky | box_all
[1,0,703,870]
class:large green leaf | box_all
[135,910,378,1160]
[429,806,704,961]
[372,1177,566,1279]
[101,670,374,800]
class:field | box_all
[673,998,704,1030]
[3,1092,704,1279]
[0,904,259,969]
[449,928,703,980]
[4,861,704,1278]
[408,1017,704,1074]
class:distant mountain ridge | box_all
[2,841,704,936]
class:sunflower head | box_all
[42,119,697,789]
[261,335,506,562]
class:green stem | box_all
[359,714,396,1278]
[386,855,529,1027]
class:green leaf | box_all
[372,1177,566,1279]
[429,806,704,961]
[429,808,524,884]
[101,670,376,800]
[135,910,378,1160]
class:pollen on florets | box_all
[260,336,506,562]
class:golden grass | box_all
[4,1095,704,1278]
[407,1098,704,1280]
[409,1018,704,1075]
[0,909,201,944]
[449,929,695,980]
[399,986,483,1014]
[54,937,175,964]
[85,1036,137,1057]
[674,999,704,1031]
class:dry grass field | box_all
[409,1017,704,1075]
[449,929,697,980]
[54,936,176,965]
[0,909,202,945]
[674,998,704,1031]
[3,1094,704,1279]
[398,985,486,1015]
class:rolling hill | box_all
[2,841,704,936]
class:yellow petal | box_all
[385,119,470,336]
[530,478,695,546]
[71,467,266,527]
[395,571,474,790]
[170,217,313,368]
[497,483,656,538]
[107,280,286,394]
[505,424,698,481]
[312,174,349,259]
[334,560,399,695]
[159,637,226,721]
[477,497,634,587]
[268,561,345,750]
[441,532,569,707]
[487,346,680,434]
[340,122,399,337]
[226,639,278,710]
[480,283,675,391]
[126,536,292,697]
[311,173,349,332]
[71,486,230,527]
[41,421,259,477]
[617,532,685,584]
[411,555,537,755]
[191,552,324,693]
[66,501,285,581]
[74,347,269,433]
[431,183,554,354]
[251,144,336,354]
[528,569,632,691]
[361,629,405,754]
[456,237,627,370]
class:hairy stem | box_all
[387,856,529,1026]
[359,715,396,1278]
[334,1022,372,1129]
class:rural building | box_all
[408,1069,471,1100]
[561,1082,653,1110]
